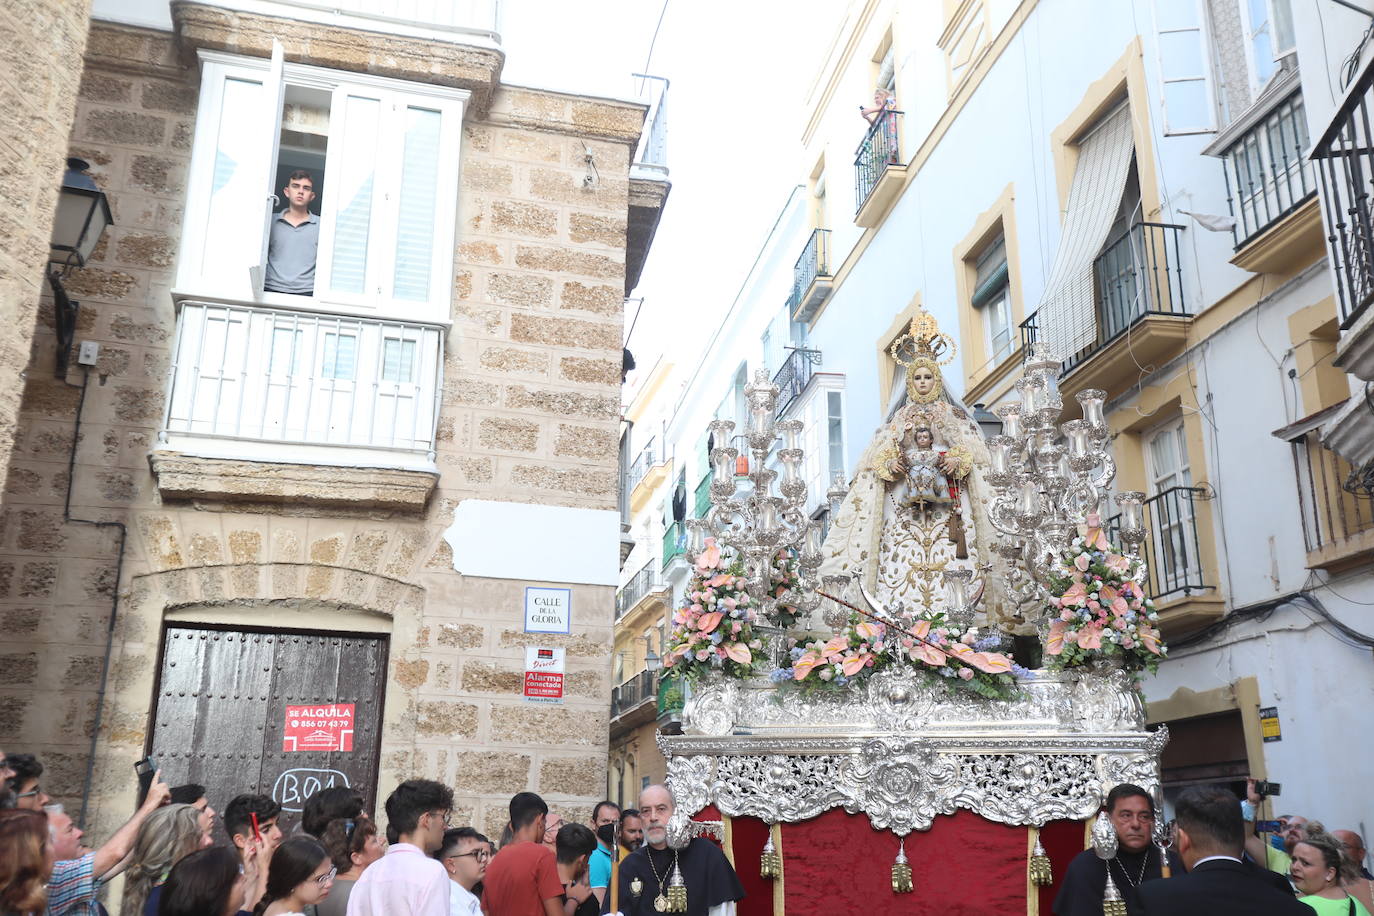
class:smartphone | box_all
[134,757,155,805]
[1256,819,1283,833]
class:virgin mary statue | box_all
[820,310,1033,635]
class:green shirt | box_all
[1267,845,1292,874]
[1299,894,1374,916]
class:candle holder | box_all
[984,343,1141,624]
[698,369,823,628]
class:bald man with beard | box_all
[1335,830,1374,912]
[614,785,743,916]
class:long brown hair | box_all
[120,804,205,915]
[0,809,51,915]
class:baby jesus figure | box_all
[901,426,952,510]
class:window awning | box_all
[1036,103,1136,359]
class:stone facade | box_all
[0,0,94,496]
[0,9,661,843]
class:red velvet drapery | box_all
[695,806,1085,915]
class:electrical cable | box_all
[64,367,130,828]
[638,0,671,94]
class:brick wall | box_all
[0,0,94,496]
[0,18,644,840]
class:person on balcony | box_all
[859,89,899,164]
[264,170,319,296]
[859,88,895,126]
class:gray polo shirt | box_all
[264,210,319,294]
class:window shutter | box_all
[1153,0,1217,135]
[971,238,1008,308]
[197,69,274,298]
[250,40,287,296]
[327,91,383,296]
[392,105,442,301]
[1035,104,1136,360]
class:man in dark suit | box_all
[1139,785,1314,916]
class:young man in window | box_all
[264,170,319,295]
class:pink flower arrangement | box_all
[1043,523,1167,675]
[660,538,770,682]
[781,610,1017,700]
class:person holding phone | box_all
[44,770,171,916]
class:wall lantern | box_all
[642,633,662,673]
[48,157,114,377]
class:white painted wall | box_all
[626,0,1374,846]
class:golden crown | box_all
[889,309,957,368]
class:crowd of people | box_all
[0,745,742,916]
[1053,781,1374,916]
[6,742,1371,916]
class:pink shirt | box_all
[346,843,450,916]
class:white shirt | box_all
[448,880,481,916]
[346,844,450,916]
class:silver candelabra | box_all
[684,369,825,625]
[984,342,1147,617]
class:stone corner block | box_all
[150,452,437,512]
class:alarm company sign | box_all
[283,703,355,752]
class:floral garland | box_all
[1044,519,1167,674]
[770,609,1021,700]
[661,538,777,682]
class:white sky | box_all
[501,0,838,389]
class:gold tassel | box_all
[891,836,914,894]
[1102,871,1127,916]
[1029,835,1053,886]
[759,826,782,879]
[667,858,688,912]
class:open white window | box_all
[1152,0,1218,135]
[1239,0,1296,92]
[177,49,468,324]
[1145,419,1199,595]
[972,235,1013,363]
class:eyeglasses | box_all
[16,789,41,800]
[448,850,491,862]
[314,866,337,886]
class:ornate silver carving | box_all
[660,673,1168,834]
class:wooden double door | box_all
[147,624,388,833]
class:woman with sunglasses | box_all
[252,837,335,916]
[316,818,384,916]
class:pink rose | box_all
[958,667,975,680]
[1074,553,1091,572]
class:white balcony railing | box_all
[161,303,443,464]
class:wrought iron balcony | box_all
[662,520,686,568]
[616,563,661,618]
[626,445,659,494]
[1020,222,1188,377]
[1108,486,1211,601]
[1315,53,1374,330]
[854,109,904,224]
[789,229,833,322]
[694,474,712,518]
[161,302,442,463]
[772,348,822,418]
[610,668,657,719]
[1219,89,1314,248]
[657,677,684,733]
[1288,429,1374,569]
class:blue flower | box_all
[769,667,794,682]
[939,666,955,678]
[790,646,805,661]
[709,631,723,645]
[1010,663,1035,679]
[973,635,1002,651]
